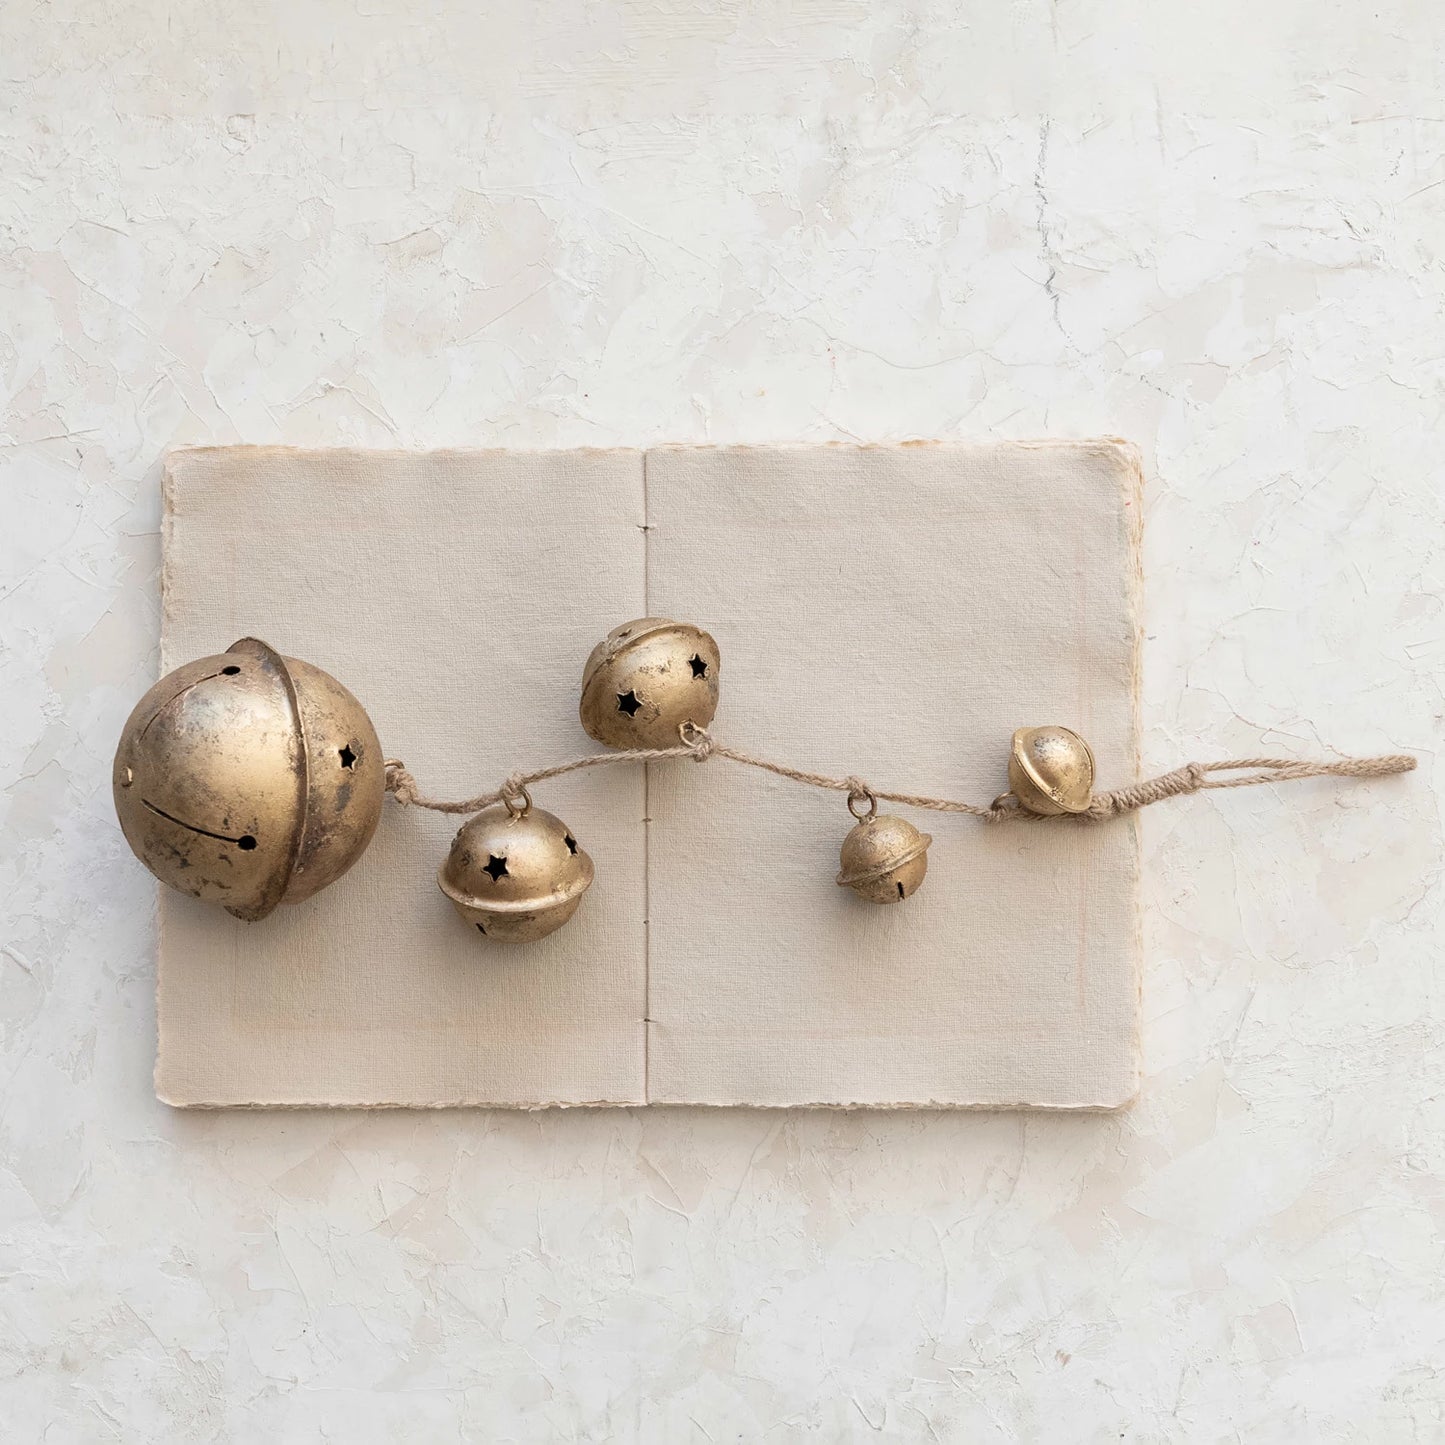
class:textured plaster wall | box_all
[3,2,1444,1440]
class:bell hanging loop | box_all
[500,778,533,819]
[846,780,878,822]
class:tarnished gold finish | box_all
[438,802,594,943]
[112,638,384,921]
[835,814,932,904]
[580,617,720,750]
[1007,725,1095,815]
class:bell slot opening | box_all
[141,798,258,851]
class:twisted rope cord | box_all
[384,731,1415,823]
[383,745,698,815]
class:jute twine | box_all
[382,726,1415,823]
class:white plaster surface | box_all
[2,2,1442,1438]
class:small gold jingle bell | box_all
[1007,725,1095,815]
[580,617,720,750]
[835,794,933,905]
[112,638,385,921]
[438,793,595,943]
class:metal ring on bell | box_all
[501,780,533,818]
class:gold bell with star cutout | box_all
[1007,725,1096,815]
[579,617,720,750]
[437,792,595,943]
[112,638,385,921]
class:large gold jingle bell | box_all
[580,617,720,750]
[438,793,595,943]
[835,794,932,905]
[112,638,385,920]
[1007,725,1095,815]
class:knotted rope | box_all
[384,731,1415,823]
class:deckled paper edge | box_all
[1099,436,1145,1113]
[1123,439,1145,1112]
[154,439,1145,1113]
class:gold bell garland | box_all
[382,720,1416,922]
[113,618,1418,942]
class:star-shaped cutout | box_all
[688,654,708,679]
[617,690,642,716]
[564,834,578,855]
[338,744,357,770]
[484,854,509,882]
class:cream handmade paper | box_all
[155,442,1141,1109]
